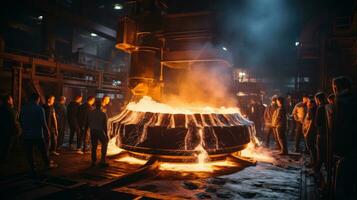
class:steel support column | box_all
[12,66,22,110]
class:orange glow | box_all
[107,95,264,172]
[240,141,275,163]
[115,154,236,172]
[115,156,147,165]
[158,160,236,172]
[126,96,242,114]
[107,136,123,156]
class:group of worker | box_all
[259,76,357,199]
[0,93,112,174]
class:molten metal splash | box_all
[107,136,123,156]
[240,141,275,163]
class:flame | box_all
[240,141,275,163]
[126,96,241,114]
[107,136,123,156]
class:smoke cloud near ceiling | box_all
[217,0,301,85]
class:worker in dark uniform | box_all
[55,96,67,149]
[272,96,288,155]
[87,100,109,167]
[263,95,278,148]
[314,92,328,176]
[330,77,357,199]
[43,95,59,156]
[78,96,95,154]
[325,93,335,199]
[67,95,82,150]
[20,93,57,173]
[0,95,20,161]
[248,99,264,137]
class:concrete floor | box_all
[116,147,305,199]
[0,137,319,199]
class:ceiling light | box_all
[90,33,98,37]
[114,4,123,10]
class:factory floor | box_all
[113,147,311,199]
[0,138,319,199]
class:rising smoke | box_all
[164,62,237,107]
[218,0,299,84]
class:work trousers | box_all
[69,123,81,149]
[90,129,108,163]
[315,134,327,173]
[294,122,304,151]
[275,126,288,153]
[57,122,66,147]
[24,139,50,171]
[334,156,357,200]
[264,125,279,149]
[49,128,58,153]
[305,132,317,166]
[80,126,90,152]
[287,118,295,138]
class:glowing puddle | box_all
[115,156,237,172]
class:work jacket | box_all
[78,103,94,127]
[86,109,107,134]
[303,107,316,138]
[333,90,357,157]
[264,103,277,126]
[67,101,80,126]
[292,102,307,123]
[20,102,49,140]
[272,107,286,128]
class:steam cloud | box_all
[164,62,237,107]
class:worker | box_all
[55,96,67,149]
[67,95,82,150]
[330,77,357,199]
[0,95,20,161]
[272,96,288,155]
[263,95,278,149]
[303,97,317,168]
[43,95,59,156]
[248,99,264,138]
[20,93,57,174]
[314,92,328,184]
[78,96,95,154]
[87,100,109,167]
[292,94,308,153]
[286,95,296,138]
